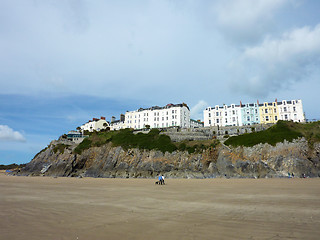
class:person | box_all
[158,174,162,185]
[161,175,165,185]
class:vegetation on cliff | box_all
[74,128,220,155]
[0,163,26,170]
[225,120,320,147]
[74,129,178,154]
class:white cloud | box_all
[190,100,208,120]
[230,24,320,96]
[0,125,26,142]
[213,0,289,44]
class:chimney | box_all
[240,100,242,107]
[101,116,106,120]
[120,114,125,122]
[275,98,277,103]
[111,116,116,123]
[257,100,259,105]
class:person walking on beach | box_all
[158,174,163,185]
[161,175,165,185]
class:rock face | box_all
[19,138,320,178]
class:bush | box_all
[53,144,68,154]
[74,138,92,154]
[178,143,187,151]
[225,120,302,147]
[111,128,177,153]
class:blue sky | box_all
[1,0,320,164]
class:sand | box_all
[0,174,319,240]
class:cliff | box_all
[18,138,320,178]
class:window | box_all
[225,119,227,123]
[285,114,288,120]
[209,120,211,124]
[172,110,174,114]
[209,113,211,117]
[284,107,287,112]
[247,116,250,121]
[154,117,156,121]
[232,110,235,115]
[166,117,168,120]
[274,108,276,113]
[162,117,164,121]
[217,119,219,123]
[232,117,235,122]
[293,107,296,111]
[216,112,219,116]
[266,116,269,121]
[275,116,278,121]
[225,112,227,116]
[265,109,268,113]
[157,117,159,121]
[255,109,258,114]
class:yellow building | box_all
[259,101,279,124]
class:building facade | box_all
[190,119,204,128]
[241,103,260,126]
[204,104,242,127]
[125,103,190,129]
[67,131,88,143]
[204,99,304,127]
[259,101,279,124]
[277,99,305,122]
[80,117,109,132]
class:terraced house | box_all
[204,99,305,127]
[259,101,279,124]
[277,99,305,122]
[240,102,260,126]
[125,103,190,129]
[203,103,242,127]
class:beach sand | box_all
[0,174,319,240]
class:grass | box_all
[74,129,178,154]
[53,144,69,154]
[224,120,308,147]
[73,128,221,155]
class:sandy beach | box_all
[0,174,319,240]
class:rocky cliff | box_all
[18,137,320,178]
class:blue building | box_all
[240,102,260,126]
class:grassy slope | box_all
[224,120,320,147]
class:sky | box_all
[1,0,320,164]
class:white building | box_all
[109,114,126,131]
[204,104,242,127]
[125,103,190,129]
[277,99,305,123]
[190,119,204,128]
[80,117,110,132]
[67,131,88,143]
